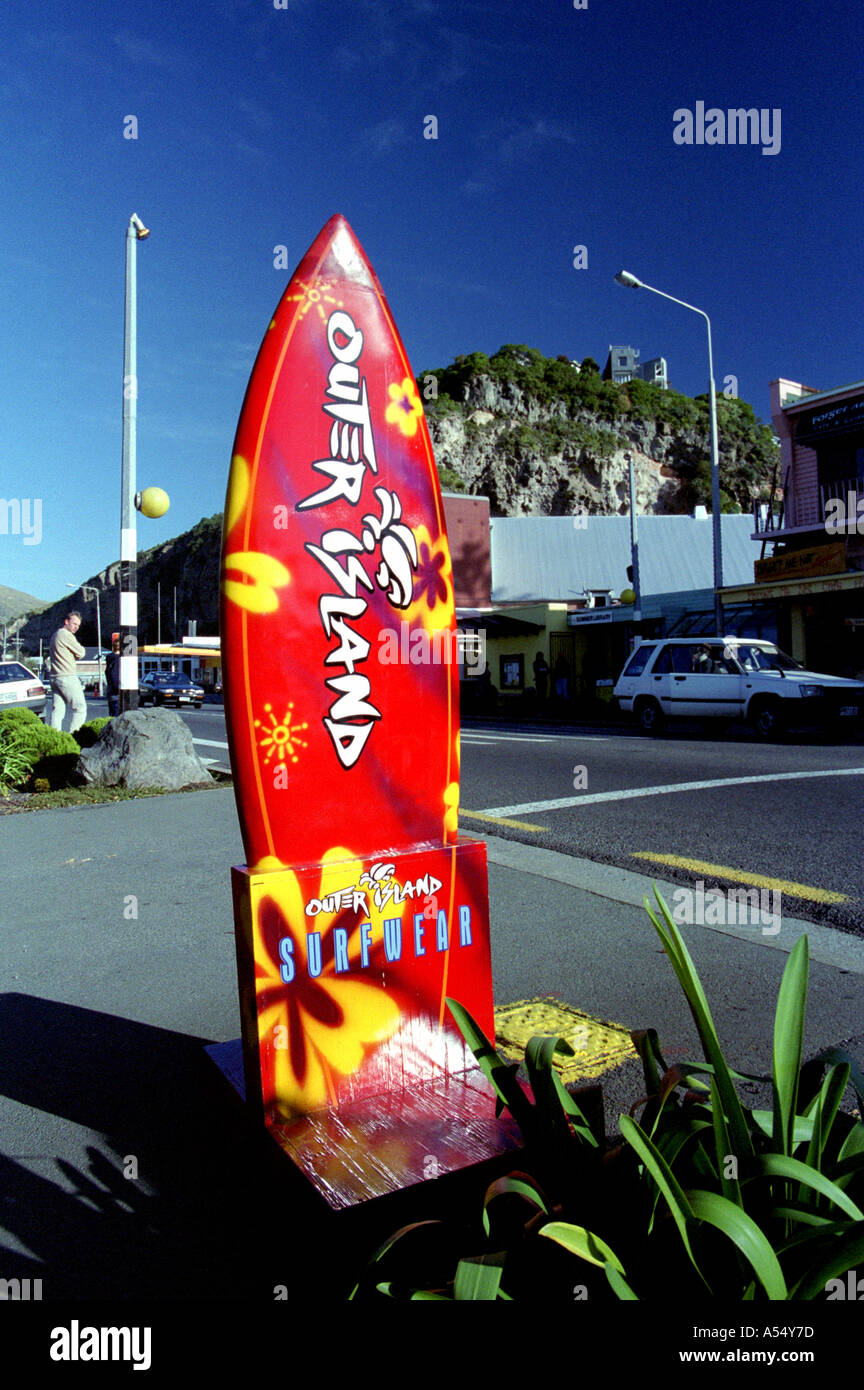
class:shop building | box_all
[722,378,864,678]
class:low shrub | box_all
[74,718,111,748]
[0,706,42,731]
[0,720,81,790]
[0,727,34,798]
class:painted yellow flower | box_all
[402,524,455,634]
[385,377,424,436]
[443,781,459,838]
[222,551,290,614]
[225,454,250,534]
[252,849,406,1115]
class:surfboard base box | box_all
[213,837,519,1205]
[206,1038,523,1209]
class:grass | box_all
[0,775,233,814]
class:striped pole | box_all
[120,214,149,712]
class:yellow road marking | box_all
[631,852,849,904]
[494,997,636,1083]
[460,810,548,832]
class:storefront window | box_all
[500,655,524,690]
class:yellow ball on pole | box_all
[619,588,636,605]
[137,486,170,518]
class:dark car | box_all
[0,661,47,714]
[138,671,204,709]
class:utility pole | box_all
[627,452,642,623]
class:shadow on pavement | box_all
[0,994,506,1300]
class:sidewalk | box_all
[1,787,862,1298]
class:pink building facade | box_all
[722,377,864,676]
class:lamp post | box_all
[120,214,170,712]
[615,270,723,636]
[120,213,150,712]
[68,583,103,696]
[624,451,641,622]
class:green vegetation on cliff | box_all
[420,344,778,514]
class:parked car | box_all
[138,671,204,709]
[613,637,864,738]
[0,661,47,714]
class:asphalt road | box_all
[459,718,864,936]
[89,697,864,936]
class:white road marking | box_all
[462,734,557,744]
[192,738,230,748]
[479,766,864,817]
[463,732,609,744]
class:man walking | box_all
[48,610,87,732]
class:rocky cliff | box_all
[15,516,223,654]
[421,345,778,518]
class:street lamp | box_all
[120,214,150,712]
[615,269,723,635]
[67,583,103,696]
[120,214,169,713]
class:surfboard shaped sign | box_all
[220,215,460,872]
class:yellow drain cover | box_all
[494,997,637,1083]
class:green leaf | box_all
[482,1175,549,1237]
[620,1114,710,1290]
[524,1034,601,1149]
[454,1256,506,1301]
[686,1189,787,1300]
[552,1071,605,1147]
[605,1263,639,1299]
[751,1110,813,1145]
[791,1226,864,1299]
[645,890,753,1161]
[772,936,809,1155]
[805,1046,864,1116]
[647,1116,713,1233]
[671,1059,770,1085]
[805,1063,849,1175]
[832,1151,864,1190]
[753,1153,864,1222]
[348,1220,444,1300]
[445,998,534,1134]
[631,1028,666,1092]
[838,1121,864,1165]
[710,1076,742,1207]
[375,1282,451,1300]
[770,1204,840,1232]
[540,1221,624,1272]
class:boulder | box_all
[77,708,213,790]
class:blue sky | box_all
[2,0,862,603]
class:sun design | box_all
[284,279,344,323]
[254,702,309,765]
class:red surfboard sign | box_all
[220,215,460,873]
[221,219,498,1153]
